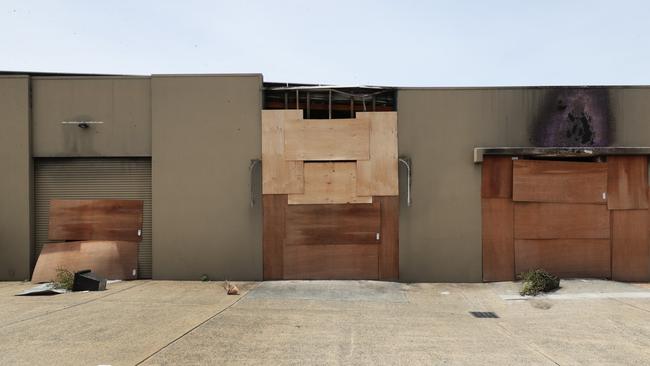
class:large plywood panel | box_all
[481,156,513,199]
[607,156,648,209]
[611,209,650,281]
[288,162,372,204]
[263,195,286,280]
[48,200,144,241]
[482,198,515,281]
[356,112,398,196]
[283,244,379,280]
[514,202,609,239]
[31,241,138,283]
[284,118,370,161]
[285,202,380,245]
[515,239,611,278]
[513,160,607,204]
[262,110,304,194]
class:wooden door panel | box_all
[607,156,648,209]
[261,110,305,194]
[513,160,607,204]
[283,244,379,280]
[285,202,380,245]
[611,209,650,281]
[482,198,515,281]
[356,112,398,196]
[515,239,611,278]
[514,202,609,239]
[482,156,513,198]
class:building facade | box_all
[2,73,650,282]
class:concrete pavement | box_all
[1,279,650,365]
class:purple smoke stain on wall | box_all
[532,88,611,147]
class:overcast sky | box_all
[2,1,649,86]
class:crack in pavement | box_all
[135,282,261,365]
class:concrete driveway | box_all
[1,279,650,365]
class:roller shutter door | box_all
[34,158,152,278]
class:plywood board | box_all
[283,244,379,280]
[262,110,304,194]
[607,155,648,209]
[514,202,609,239]
[31,241,138,283]
[285,202,380,245]
[263,194,287,280]
[288,162,372,204]
[48,200,144,241]
[515,239,611,278]
[356,112,398,196]
[513,160,607,204]
[284,117,370,161]
[481,156,513,199]
[611,209,650,281]
[376,196,399,280]
[482,198,515,281]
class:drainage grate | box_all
[469,311,499,318]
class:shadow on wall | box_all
[532,88,613,147]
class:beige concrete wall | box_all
[152,74,263,280]
[32,77,151,157]
[0,76,31,280]
[397,87,650,282]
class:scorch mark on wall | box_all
[532,88,612,147]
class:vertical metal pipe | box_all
[350,97,354,118]
[296,90,299,110]
[306,92,310,119]
[328,90,332,119]
[284,92,288,109]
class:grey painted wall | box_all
[0,76,31,280]
[32,77,151,157]
[152,74,263,280]
[397,87,650,282]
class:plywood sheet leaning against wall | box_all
[32,241,138,283]
[48,200,144,241]
[261,110,304,194]
[288,162,372,205]
[33,199,143,282]
[356,112,398,196]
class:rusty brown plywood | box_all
[288,162,372,205]
[376,196,399,281]
[262,110,304,194]
[283,244,379,280]
[481,156,513,199]
[285,202,380,245]
[356,112,398,196]
[611,209,650,282]
[482,198,515,281]
[48,200,144,241]
[514,202,609,239]
[283,117,370,161]
[262,194,287,280]
[513,160,607,204]
[515,239,611,278]
[31,241,138,283]
[607,156,648,209]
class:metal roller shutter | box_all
[34,158,152,278]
